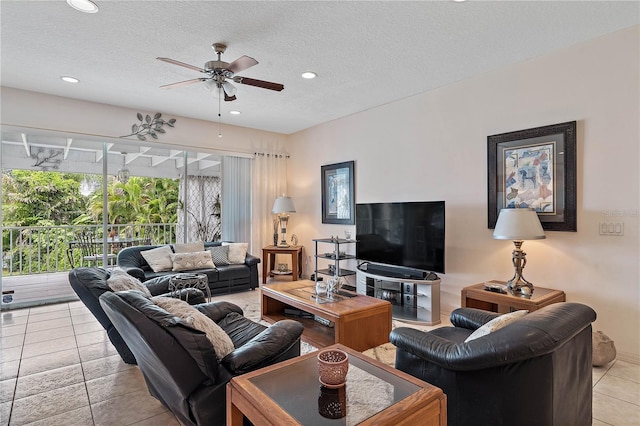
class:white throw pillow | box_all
[173,242,205,253]
[464,310,528,342]
[140,245,174,272]
[152,296,235,361]
[106,267,151,297]
[170,251,215,271]
[223,242,248,264]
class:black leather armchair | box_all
[69,267,205,364]
[99,290,303,426]
[389,302,596,426]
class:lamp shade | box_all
[493,208,546,240]
[272,196,296,214]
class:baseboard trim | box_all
[616,351,640,365]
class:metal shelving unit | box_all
[313,238,357,284]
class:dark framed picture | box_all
[321,161,355,224]
[488,121,577,231]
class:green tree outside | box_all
[2,170,180,274]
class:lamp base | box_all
[277,242,291,248]
[506,241,534,297]
[506,276,534,297]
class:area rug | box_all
[210,287,450,367]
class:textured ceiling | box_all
[1,1,638,135]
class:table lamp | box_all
[272,196,296,247]
[493,207,546,296]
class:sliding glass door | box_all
[1,128,226,309]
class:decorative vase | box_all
[273,232,278,246]
[317,349,349,388]
[316,280,328,296]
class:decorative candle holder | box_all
[317,349,349,388]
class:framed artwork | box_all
[321,161,355,224]
[488,121,577,231]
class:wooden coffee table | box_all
[261,281,392,352]
[227,343,446,426]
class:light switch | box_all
[599,222,624,236]
[600,223,608,234]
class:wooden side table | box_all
[262,245,303,284]
[461,281,566,313]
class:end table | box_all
[262,245,303,284]
[461,281,565,313]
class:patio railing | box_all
[2,223,177,275]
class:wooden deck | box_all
[1,271,79,310]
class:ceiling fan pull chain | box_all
[218,87,223,138]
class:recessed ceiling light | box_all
[301,71,317,79]
[66,0,99,13]
[229,110,241,115]
[61,76,80,83]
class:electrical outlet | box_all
[599,222,624,236]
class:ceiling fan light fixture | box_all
[66,0,99,13]
[203,79,219,94]
[60,76,79,83]
[301,71,317,79]
[222,81,237,97]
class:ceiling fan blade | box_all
[156,57,205,73]
[234,76,284,92]
[224,93,237,102]
[226,55,258,74]
[160,78,208,89]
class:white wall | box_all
[1,87,288,156]
[287,26,640,361]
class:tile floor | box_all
[1,290,639,425]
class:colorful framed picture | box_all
[321,161,355,225]
[488,121,577,231]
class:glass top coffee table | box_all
[227,344,446,425]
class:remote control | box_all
[484,284,507,294]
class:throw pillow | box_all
[223,242,248,264]
[170,251,215,272]
[152,296,235,361]
[106,267,152,297]
[208,245,230,265]
[464,310,528,342]
[173,241,205,253]
[140,245,174,272]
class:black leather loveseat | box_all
[116,242,259,295]
[100,290,303,426]
[390,302,596,426]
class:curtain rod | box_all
[254,152,290,158]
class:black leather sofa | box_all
[100,290,303,426]
[389,302,597,426]
[116,242,259,295]
[69,267,206,364]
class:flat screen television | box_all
[355,201,445,274]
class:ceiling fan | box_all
[157,43,284,101]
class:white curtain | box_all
[221,156,252,247]
[252,152,289,253]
